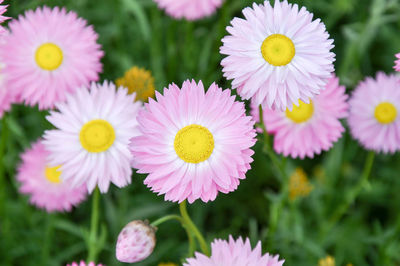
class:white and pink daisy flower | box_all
[254,75,348,159]
[130,80,256,203]
[153,0,224,21]
[349,72,400,153]
[184,235,284,266]
[220,0,335,111]
[16,140,87,212]
[0,6,104,109]
[43,81,141,193]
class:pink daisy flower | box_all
[130,80,256,203]
[153,0,224,21]
[394,53,400,72]
[253,75,348,159]
[184,235,284,266]
[116,220,156,263]
[349,72,400,153]
[16,140,87,212]
[0,6,104,109]
[0,0,9,34]
[43,82,141,193]
[220,0,335,111]
[66,261,103,266]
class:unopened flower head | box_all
[130,80,256,203]
[184,235,284,266]
[0,6,104,109]
[116,220,156,263]
[44,82,141,193]
[221,0,335,111]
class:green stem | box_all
[184,225,197,258]
[258,105,287,181]
[179,201,210,256]
[258,105,290,244]
[151,214,196,258]
[87,188,100,262]
[151,215,183,227]
[258,105,270,147]
[327,151,375,229]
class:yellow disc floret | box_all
[35,43,63,71]
[289,168,313,201]
[44,165,62,184]
[116,66,155,102]
[174,124,214,164]
[374,102,397,124]
[261,34,295,66]
[80,119,116,153]
[286,100,314,123]
[318,256,335,266]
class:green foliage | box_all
[1,0,400,265]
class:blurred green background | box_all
[1,0,400,265]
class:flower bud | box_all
[116,220,156,263]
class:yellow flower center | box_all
[289,168,313,201]
[318,256,335,266]
[174,125,214,164]
[44,166,62,184]
[116,67,155,102]
[261,34,295,66]
[374,102,397,124]
[80,119,116,153]
[35,43,63,71]
[286,100,314,123]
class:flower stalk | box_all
[179,200,210,257]
[87,187,101,262]
[258,105,290,244]
[151,213,197,258]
